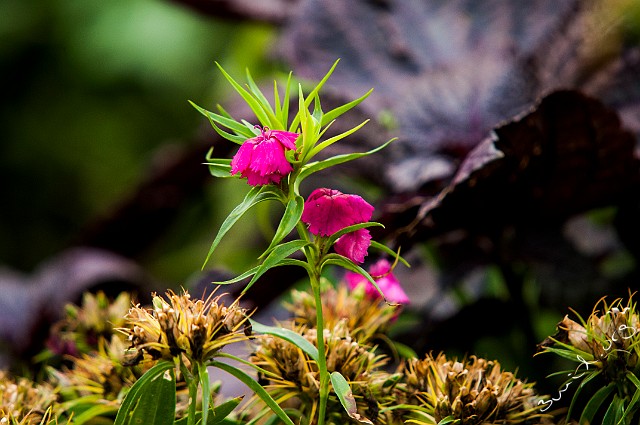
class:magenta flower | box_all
[346,259,410,305]
[230,126,299,186]
[301,188,375,263]
[301,188,374,236]
[334,229,372,264]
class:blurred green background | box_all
[0,0,277,282]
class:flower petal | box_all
[302,188,374,236]
[230,140,256,175]
[269,130,299,150]
[334,228,371,264]
[346,259,409,304]
[251,139,293,175]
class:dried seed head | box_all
[120,289,251,364]
[401,353,550,424]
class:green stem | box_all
[311,271,329,425]
[181,360,198,425]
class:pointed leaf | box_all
[295,139,394,190]
[245,68,281,128]
[250,319,319,362]
[190,101,255,139]
[330,371,373,424]
[206,158,233,178]
[199,363,211,425]
[71,404,119,425]
[214,259,310,287]
[215,62,271,127]
[369,241,411,268]
[127,368,176,425]
[209,361,295,425]
[579,382,615,424]
[289,59,340,132]
[325,222,384,247]
[322,255,386,301]
[173,397,243,425]
[602,395,624,424]
[242,239,310,294]
[114,360,175,425]
[321,88,373,126]
[203,187,279,268]
[262,195,304,258]
[309,120,369,158]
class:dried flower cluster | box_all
[46,291,130,358]
[400,353,550,425]
[0,371,57,425]
[251,320,394,424]
[539,296,640,387]
[122,290,251,365]
[51,336,143,402]
[285,285,400,344]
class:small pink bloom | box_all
[301,188,374,236]
[231,126,298,186]
[334,228,372,264]
[346,259,410,304]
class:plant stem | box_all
[311,271,329,425]
[181,360,198,425]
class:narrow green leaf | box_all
[312,93,323,124]
[173,397,243,425]
[214,266,260,285]
[115,361,175,425]
[214,259,311,287]
[206,159,233,178]
[369,241,411,268]
[626,370,640,390]
[250,319,319,362]
[436,417,458,425]
[579,383,615,424]
[322,256,386,302]
[295,139,394,191]
[567,370,601,420]
[281,72,293,128]
[245,68,281,128]
[289,60,339,132]
[209,361,295,425]
[540,345,595,363]
[203,187,279,268]
[199,364,211,425]
[208,397,243,425]
[602,395,625,424]
[71,404,119,425]
[242,239,310,294]
[128,368,176,425]
[261,195,304,258]
[261,409,303,425]
[321,88,373,126]
[391,341,418,359]
[620,372,640,423]
[190,101,255,139]
[330,371,373,424]
[308,120,369,159]
[325,222,384,247]
[215,63,271,127]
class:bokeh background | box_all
[1,0,276,280]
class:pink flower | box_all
[334,229,372,264]
[301,188,375,263]
[346,259,410,304]
[301,188,374,236]
[231,126,299,186]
